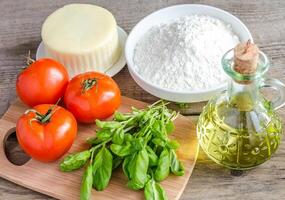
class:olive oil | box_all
[197,44,285,170]
[197,96,282,170]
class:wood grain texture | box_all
[0,97,198,200]
[0,0,285,200]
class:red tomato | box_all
[64,72,121,123]
[16,58,69,107]
[16,104,77,162]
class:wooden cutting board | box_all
[0,97,198,200]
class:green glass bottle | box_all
[197,48,285,170]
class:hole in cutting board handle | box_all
[4,127,31,166]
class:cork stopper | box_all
[233,40,259,84]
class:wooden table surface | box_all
[1,0,285,199]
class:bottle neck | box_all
[228,79,260,111]
[221,48,270,111]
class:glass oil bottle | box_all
[197,41,285,170]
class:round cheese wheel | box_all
[41,4,121,77]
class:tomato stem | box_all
[26,98,61,125]
[22,50,35,70]
[81,78,99,93]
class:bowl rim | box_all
[125,4,253,95]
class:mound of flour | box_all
[133,15,240,91]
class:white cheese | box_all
[41,4,121,77]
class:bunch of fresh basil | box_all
[60,100,185,200]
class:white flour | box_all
[133,15,240,91]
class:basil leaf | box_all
[151,120,167,140]
[126,117,139,127]
[92,147,113,191]
[152,120,161,134]
[112,128,124,145]
[127,148,149,190]
[123,153,136,179]
[114,111,130,121]
[125,133,134,142]
[154,148,170,182]
[112,156,123,170]
[80,163,93,200]
[166,140,180,149]
[146,146,158,167]
[170,149,184,176]
[131,138,144,151]
[127,152,138,179]
[96,119,121,129]
[86,136,102,145]
[96,129,112,141]
[152,138,165,147]
[165,121,174,134]
[110,143,132,157]
[144,178,168,200]
[60,150,91,172]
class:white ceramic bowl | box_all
[125,4,253,103]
